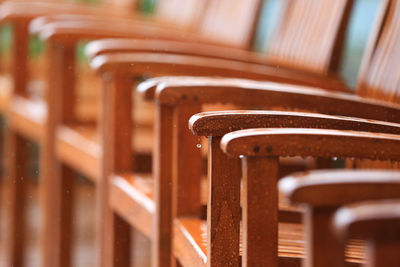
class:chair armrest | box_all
[220,128,400,160]
[35,19,203,44]
[278,170,400,207]
[189,110,400,137]
[334,199,400,240]
[0,1,134,22]
[85,38,263,62]
[148,77,399,123]
[92,53,349,95]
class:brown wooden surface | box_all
[189,110,400,137]
[173,218,366,267]
[5,133,29,267]
[221,128,400,160]
[242,156,279,267]
[280,171,400,267]
[206,137,241,267]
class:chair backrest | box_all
[266,0,354,74]
[355,0,400,103]
[155,0,208,29]
[156,0,263,50]
[198,0,263,48]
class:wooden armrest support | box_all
[149,77,399,122]
[220,128,400,160]
[189,110,400,137]
[279,170,400,207]
[334,199,400,240]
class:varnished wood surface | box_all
[8,96,46,143]
[334,199,400,241]
[55,124,153,183]
[280,170,400,207]
[109,173,155,238]
[189,110,400,137]
[173,218,365,267]
[221,128,400,160]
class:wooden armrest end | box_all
[278,170,400,207]
[334,199,400,240]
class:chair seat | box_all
[109,173,155,238]
[0,75,12,113]
[56,124,153,182]
[173,218,366,267]
[56,124,101,181]
[108,172,304,242]
[9,96,46,142]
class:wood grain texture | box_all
[242,156,279,267]
[172,104,202,218]
[91,53,348,93]
[152,77,399,122]
[206,137,241,267]
[221,128,400,161]
[189,110,400,137]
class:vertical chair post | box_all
[5,19,31,267]
[207,136,241,267]
[171,104,202,266]
[6,133,29,267]
[172,104,202,218]
[98,71,133,267]
[242,156,279,267]
[304,207,343,267]
[41,42,77,267]
[11,21,29,97]
[153,103,174,267]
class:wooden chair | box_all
[334,199,400,267]
[1,1,222,267]
[216,129,400,266]
[127,0,400,265]
[279,170,400,267]
[84,1,371,267]
[4,1,268,267]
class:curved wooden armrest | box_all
[91,52,312,83]
[0,1,133,22]
[334,199,400,241]
[85,38,263,62]
[189,110,400,137]
[85,38,265,63]
[220,128,400,160]
[91,54,348,96]
[148,77,399,123]
[29,13,182,36]
[29,14,144,35]
[36,20,203,44]
[278,170,400,207]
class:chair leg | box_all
[6,133,29,267]
[96,197,131,267]
[40,151,75,267]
